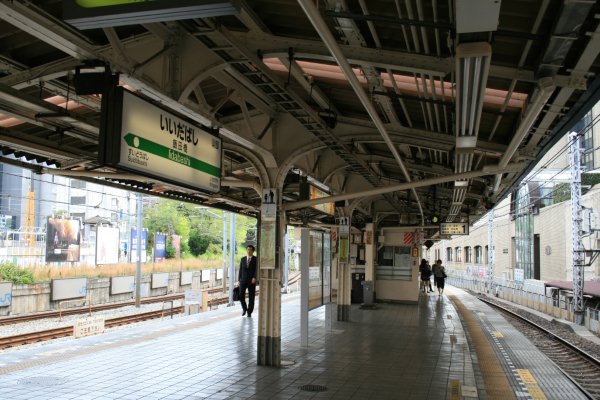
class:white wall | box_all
[431,186,600,282]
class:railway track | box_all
[1,272,300,326]
[0,273,300,350]
[0,306,185,350]
[478,297,600,399]
[0,293,187,325]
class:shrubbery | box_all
[0,262,35,284]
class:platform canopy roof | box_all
[0,0,599,230]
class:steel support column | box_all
[256,209,282,366]
[570,131,585,324]
[283,229,289,294]
[337,210,352,321]
[300,228,310,347]
[487,210,495,294]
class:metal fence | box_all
[447,274,600,334]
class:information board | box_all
[100,88,221,193]
[74,316,105,338]
[309,185,334,215]
[440,222,469,235]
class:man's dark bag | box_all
[233,286,240,301]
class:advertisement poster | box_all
[171,234,181,258]
[154,233,166,262]
[130,228,147,263]
[260,220,276,269]
[46,217,81,262]
[339,236,349,263]
[96,226,120,265]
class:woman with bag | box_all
[432,260,446,296]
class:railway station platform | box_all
[0,287,589,400]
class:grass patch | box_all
[0,262,36,284]
[30,258,222,282]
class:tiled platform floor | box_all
[449,287,589,400]
[0,287,587,399]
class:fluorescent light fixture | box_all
[63,0,241,30]
[454,181,469,187]
[456,135,477,149]
[455,42,491,141]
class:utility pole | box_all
[135,193,143,308]
[570,131,585,324]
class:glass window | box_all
[475,246,482,264]
[376,246,412,280]
[70,196,86,205]
[465,246,472,263]
[446,247,453,261]
[515,184,534,280]
[70,180,86,189]
[455,247,462,262]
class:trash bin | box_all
[362,280,374,305]
[351,273,365,303]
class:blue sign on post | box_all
[154,233,166,262]
[130,228,147,263]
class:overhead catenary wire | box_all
[480,113,600,217]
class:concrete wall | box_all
[0,270,222,316]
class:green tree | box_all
[143,199,191,255]
[551,173,600,204]
[188,228,214,256]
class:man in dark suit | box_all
[238,245,257,317]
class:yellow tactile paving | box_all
[516,369,537,385]
[517,369,548,400]
[492,331,504,338]
[450,379,462,400]
[449,295,517,400]
[527,386,548,400]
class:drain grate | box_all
[18,376,68,387]
[299,384,327,392]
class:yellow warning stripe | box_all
[449,295,516,400]
[516,369,547,400]
[450,379,462,400]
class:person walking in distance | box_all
[432,259,446,295]
[419,259,433,293]
[238,245,257,317]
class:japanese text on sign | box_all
[440,222,469,236]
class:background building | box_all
[430,106,600,283]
